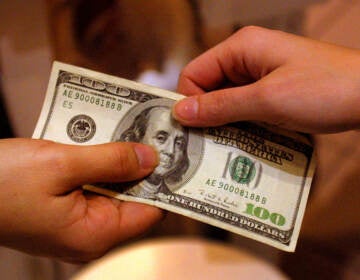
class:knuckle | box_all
[233,26,276,51]
[199,92,237,124]
[237,25,263,36]
[214,92,233,114]
[198,93,225,121]
[177,68,201,95]
[234,26,267,42]
[179,67,191,82]
[178,67,194,86]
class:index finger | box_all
[177,26,290,96]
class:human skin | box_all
[0,138,162,263]
[173,26,360,133]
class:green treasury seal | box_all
[229,156,256,184]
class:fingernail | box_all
[134,144,158,169]
[173,97,198,121]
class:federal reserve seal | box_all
[67,114,96,143]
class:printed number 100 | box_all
[244,203,286,226]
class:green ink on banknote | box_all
[229,156,256,184]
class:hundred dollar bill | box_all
[33,61,315,252]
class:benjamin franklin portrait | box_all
[112,98,203,200]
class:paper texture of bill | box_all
[33,62,315,251]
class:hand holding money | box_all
[33,61,315,252]
[0,138,162,262]
[174,26,360,133]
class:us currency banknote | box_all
[33,62,315,251]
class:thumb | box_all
[47,142,158,193]
[173,84,267,127]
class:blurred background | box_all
[0,0,359,279]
